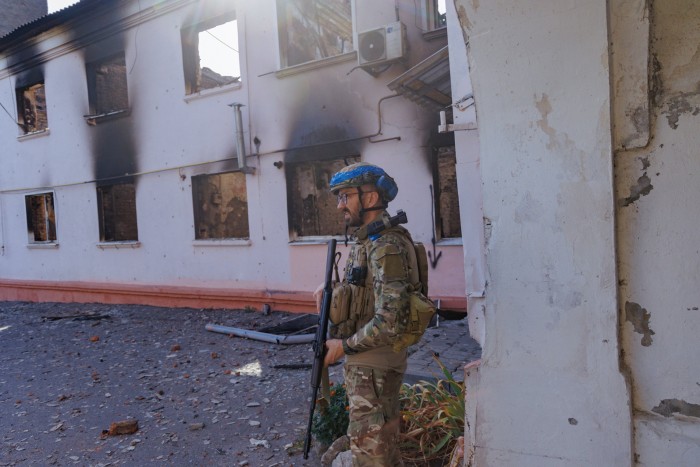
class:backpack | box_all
[392,242,437,351]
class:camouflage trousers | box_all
[344,365,405,467]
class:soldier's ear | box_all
[366,190,381,208]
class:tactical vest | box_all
[329,224,435,351]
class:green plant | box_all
[311,382,350,447]
[399,355,465,465]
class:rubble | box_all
[0,301,323,466]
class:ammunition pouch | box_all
[391,290,436,351]
[329,282,374,339]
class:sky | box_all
[47,0,79,13]
[46,0,240,77]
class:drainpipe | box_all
[228,103,254,173]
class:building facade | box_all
[0,0,468,313]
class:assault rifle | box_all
[366,209,407,236]
[303,238,337,459]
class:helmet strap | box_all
[356,186,386,219]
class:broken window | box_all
[192,171,249,240]
[96,182,138,242]
[16,82,48,134]
[86,52,129,116]
[277,0,353,68]
[434,146,461,239]
[25,192,57,243]
[182,14,240,95]
[286,156,359,238]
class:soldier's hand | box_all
[324,339,345,367]
[313,282,324,312]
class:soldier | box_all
[319,162,424,466]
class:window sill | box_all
[436,237,462,246]
[184,81,243,103]
[193,239,251,247]
[275,52,357,79]
[423,27,447,41]
[97,241,141,249]
[84,108,131,125]
[27,242,59,249]
[17,128,50,141]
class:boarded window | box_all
[182,14,240,95]
[16,82,48,134]
[192,172,249,239]
[25,192,56,243]
[86,52,129,115]
[277,0,353,68]
[97,182,138,242]
[434,146,461,238]
[286,157,359,238]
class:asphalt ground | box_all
[0,301,480,466]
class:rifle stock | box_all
[303,238,337,459]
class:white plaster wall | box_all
[454,0,632,464]
[615,1,700,464]
[0,0,466,303]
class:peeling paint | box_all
[652,399,700,419]
[625,301,655,346]
[663,92,700,129]
[535,94,557,150]
[619,157,654,208]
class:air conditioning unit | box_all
[357,22,406,67]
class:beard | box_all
[343,208,363,227]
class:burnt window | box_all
[434,146,461,239]
[192,172,249,240]
[25,192,56,243]
[16,82,48,134]
[86,52,129,116]
[277,0,353,68]
[96,182,138,242]
[286,157,359,238]
[182,14,240,95]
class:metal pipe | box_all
[229,102,247,169]
[205,323,315,345]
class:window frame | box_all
[84,51,130,123]
[96,181,139,244]
[181,11,241,96]
[16,81,49,136]
[191,170,250,241]
[285,155,360,241]
[432,145,462,241]
[276,0,355,71]
[24,191,58,246]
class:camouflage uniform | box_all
[338,211,421,466]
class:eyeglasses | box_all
[336,192,359,205]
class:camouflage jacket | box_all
[343,212,420,368]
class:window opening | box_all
[25,192,56,243]
[16,82,48,134]
[434,146,461,238]
[277,0,353,68]
[86,52,129,116]
[96,182,138,242]
[422,0,446,31]
[192,171,249,240]
[182,15,240,95]
[286,156,359,238]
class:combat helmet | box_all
[329,162,398,203]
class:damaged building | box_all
[0,0,468,313]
